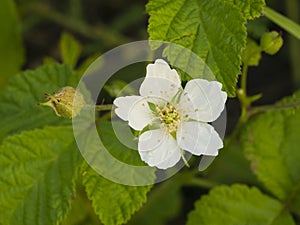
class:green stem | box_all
[264,7,300,40]
[95,104,113,111]
[285,0,300,88]
[225,65,249,146]
[247,100,300,117]
[183,176,218,189]
[241,64,248,95]
[239,64,249,123]
[228,65,250,145]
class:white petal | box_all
[146,59,181,86]
[177,121,223,156]
[138,129,181,169]
[140,59,182,101]
[113,96,142,121]
[140,77,182,101]
[127,97,162,131]
[179,79,227,122]
[155,151,182,169]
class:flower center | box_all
[157,103,180,133]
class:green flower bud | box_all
[39,86,85,118]
[260,31,283,55]
[242,38,262,66]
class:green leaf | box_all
[242,92,300,214]
[147,101,157,114]
[59,32,82,69]
[0,126,81,225]
[72,119,156,224]
[0,0,24,89]
[147,0,247,97]
[0,63,77,143]
[187,184,295,225]
[226,0,265,20]
[81,162,153,225]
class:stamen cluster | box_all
[157,103,180,133]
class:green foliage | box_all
[81,162,153,225]
[0,0,24,89]
[187,184,295,225]
[242,92,300,214]
[0,64,76,143]
[147,0,267,96]
[226,0,265,20]
[59,32,82,69]
[147,0,249,97]
[0,126,81,225]
[71,120,155,224]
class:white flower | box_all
[113,59,227,169]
